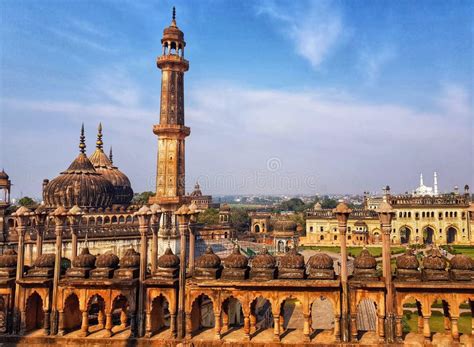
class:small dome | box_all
[157,247,180,268]
[72,247,96,268]
[423,248,447,270]
[280,247,305,269]
[450,254,473,270]
[274,220,297,232]
[195,246,221,269]
[162,8,185,44]
[43,126,115,209]
[190,182,202,197]
[308,253,334,270]
[354,249,377,269]
[34,253,55,268]
[120,248,140,268]
[96,252,119,269]
[0,169,9,180]
[314,202,322,210]
[0,249,17,268]
[252,248,276,269]
[396,249,419,270]
[224,246,248,269]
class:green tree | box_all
[132,191,154,204]
[197,208,219,225]
[18,196,35,207]
[230,208,250,232]
[278,198,306,212]
[321,198,338,209]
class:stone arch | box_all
[118,216,125,224]
[86,294,106,331]
[400,296,423,336]
[356,298,377,339]
[422,225,435,244]
[190,293,215,336]
[428,298,450,336]
[149,294,170,336]
[399,225,412,244]
[125,216,132,223]
[111,294,130,331]
[446,226,458,244]
[63,293,81,334]
[457,299,473,338]
[250,295,273,337]
[104,216,110,224]
[310,296,335,339]
[25,292,44,332]
[221,295,244,335]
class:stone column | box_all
[34,210,47,259]
[185,313,192,339]
[273,316,280,342]
[97,310,105,329]
[189,223,196,275]
[395,315,403,342]
[79,310,89,337]
[150,204,162,273]
[12,206,32,334]
[377,314,385,341]
[105,313,113,337]
[68,205,83,262]
[145,311,152,337]
[215,311,222,339]
[250,313,257,334]
[57,311,65,336]
[44,310,51,335]
[170,313,177,338]
[334,202,352,342]
[334,315,341,342]
[243,315,250,341]
[451,317,459,342]
[50,206,68,335]
[350,314,358,342]
[303,314,310,342]
[423,316,430,342]
[135,205,152,337]
[376,201,395,343]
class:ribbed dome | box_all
[34,254,55,268]
[396,249,419,270]
[120,248,140,268]
[450,254,473,270]
[195,246,221,269]
[96,252,119,268]
[89,125,133,205]
[354,249,377,269]
[224,246,248,269]
[280,247,305,269]
[157,247,180,268]
[0,249,17,268]
[308,253,334,270]
[163,8,185,43]
[252,248,276,269]
[423,248,447,270]
[72,247,96,268]
[43,125,115,209]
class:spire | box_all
[434,172,438,196]
[420,173,424,187]
[109,146,113,164]
[96,123,103,150]
[79,123,86,154]
[171,6,177,26]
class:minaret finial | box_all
[109,146,113,164]
[79,123,86,154]
[171,6,177,26]
[96,123,103,150]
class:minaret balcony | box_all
[157,55,189,70]
[153,124,190,137]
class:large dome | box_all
[89,124,133,205]
[43,125,115,209]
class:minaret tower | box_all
[149,8,190,254]
[434,172,438,196]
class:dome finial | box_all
[109,146,113,164]
[96,123,103,150]
[171,6,177,26]
[79,123,86,154]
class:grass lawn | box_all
[403,310,472,335]
[301,246,405,257]
[441,245,474,259]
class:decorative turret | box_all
[278,246,305,279]
[250,247,276,280]
[307,252,335,279]
[91,252,119,279]
[67,247,96,278]
[422,248,449,281]
[222,245,248,280]
[449,254,473,281]
[194,246,221,280]
[0,249,17,278]
[395,249,420,281]
[27,253,56,278]
[115,248,140,279]
[154,247,180,279]
[353,249,379,280]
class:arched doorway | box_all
[311,297,335,342]
[25,292,44,333]
[190,294,215,337]
[149,295,170,337]
[372,232,381,244]
[63,294,81,334]
[250,296,273,338]
[111,295,129,333]
[446,227,457,244]
[221,296,243,337]
[277,240,285,253]
[254,224,260,233]
[86,294,106,334]
[400,226,412,244]
[423,227,435,244]
[356,298,377,341]
[401,297,423,338]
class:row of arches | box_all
[399,225,459,244]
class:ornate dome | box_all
[280,247,305,269]
[72,247,96,268]
[162,8,185,43]
[96,252,120,269]
[450,254,473,270]
[120,248,140,268]
[34,253,55,268]
[89,124,133,205]
[274,220,297,232]
[190,182,202,197]
[252,248,276,269]
[396,249,419,270]
[354,249,377,269]
[195,246,221,269]
[43,125,115,209]
[308,252,334,270]
[0,249,17,268]
[157,247,180,268]
[224,246,248,269]
[423,248,447,270]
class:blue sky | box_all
[1,0,472,199]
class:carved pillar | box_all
[334,315,341,342]
[376,201,395,343]
[135,206,152,337]
[170,313,177,338]
[120,310,128,328]
[79,310,89,337]
[43,310,51,335]
[303,314,310,342]
[350,314,358,342]
[377,314,385,341]
[222,303,229,332]
[19,310,26,335]
[68,206,82,262]
[243,315,250,341]
[215,311,222,339]
[249,313,257,334]
[58,311,65,336]
[97,310,105,329]
[185,313,192,339]
[12,207,32,334]
[150,205,162,273]
[417,314,424,333]
[145,311,152,337]
[451,317,459,342]
[50,207,68,335]
[129,312,137,337]
[395,316,403,342]
[34,211,47,260]
[334,203,351,342]
[423,316,430,342]
[273,316,280,342]
[105,313,112,337]
[189,224,196,275]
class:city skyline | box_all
[1,0,472,198]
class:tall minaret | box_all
[150,7,190,207]
[434,172,438,196]
[420,173,424,187]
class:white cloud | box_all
[357,45,397,84]
[257,0,344,69]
